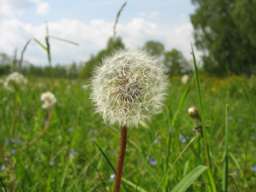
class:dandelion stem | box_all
[114,125,128,192]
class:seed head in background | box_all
[41,91,57,109]
[91,50,168,127]
[4,72,28,90]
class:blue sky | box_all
[0,0,195,65]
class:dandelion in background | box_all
[181,74,190,84]
[4,72,27,90]
[91,50,168,192]
[41,91,57,109]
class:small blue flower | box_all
[69,149,78,159]
[11,149,16,155]
[0,164,6,172]
[148,157,157,166]
[179,134,187,144]
[251,165,256,173]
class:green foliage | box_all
[80,37,125,79]
[143,40,165,57]
[191,0,256,75]
[164,49,190,75]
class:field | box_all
[0,74,256,191]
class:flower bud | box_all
[187,106,200,120]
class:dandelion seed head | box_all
[91,50,168,127]
[41,91,57,109]
[181,74,190,84]
[4,72,27,90]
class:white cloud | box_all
[32,0,49,15]
[0,16,193,65]
[0,0,49,18]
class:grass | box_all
[0,74,256,191]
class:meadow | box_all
[0,74,256,191]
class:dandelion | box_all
[91,50,167,127]
[181,74,190,84]
[91,50,168,192]
[41,91,57,109]
[4,72,27,90]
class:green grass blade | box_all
[122,178,148,192]
[171,165,208,192]
[191,46,202,110]
[95,142,115,172]
[33,38,47,51]
[95,142,130,192]
[222,104,229,192]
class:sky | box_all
[0,0,195,65]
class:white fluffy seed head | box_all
[41,91,57,109]
[4,72,27,90]
[181,74,190,84]
[91,50,168,127]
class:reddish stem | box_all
[114,125,128,192]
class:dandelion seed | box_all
[91,50,168,127]
[41,91,57,109]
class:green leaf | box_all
[172,165,208,192]
[122,178,148,192]
[33,38,47,52]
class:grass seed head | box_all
[91,50,168,127]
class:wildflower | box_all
[179,134,187,144]
[148,157,157,166]
[252,165,256,173]
[69,149,78,160]
[41,91,57,109]
[4,72,27,90]
[110,174,115,181]
[181,74,189,84]
[0,164,6,172]
[91,50,168,127]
